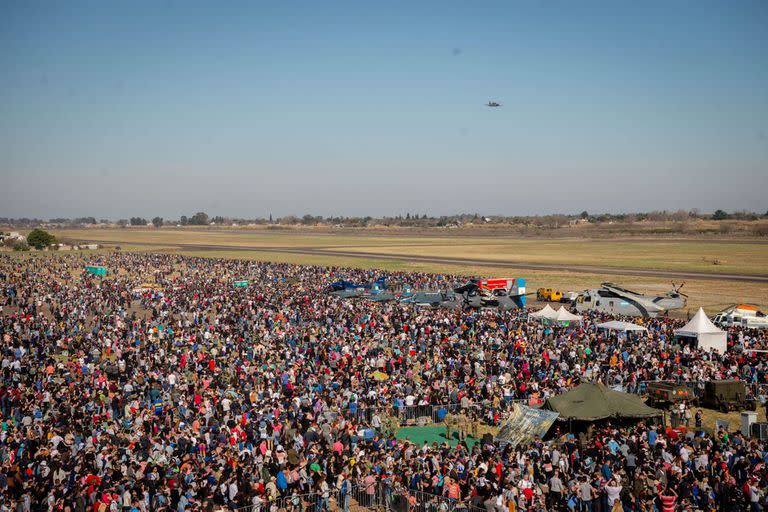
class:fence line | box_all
[232,482,497,512]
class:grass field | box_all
[49,227,768,273]
[33,227,768,313]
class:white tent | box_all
[529,304,557,320]
[595,320,648,333]
[553,307,582,324]
[675,308,727,354]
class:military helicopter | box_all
[574,282,687,318]
[486,101,501,107]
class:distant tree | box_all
[269,214,273,223]
[180,216,188,226]
[26,229,56,250]
[189,212,209,225]
[406,213,411,220]
[152,217,164,228]
[130,217,147,226]
[712,209,729,221]
[580,211,589,219]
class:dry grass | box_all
[48,228,768,274]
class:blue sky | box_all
[1,0,766,219]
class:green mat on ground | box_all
[396,426,480,449]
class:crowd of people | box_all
[0,252,766,512]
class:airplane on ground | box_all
[328,277,385,292]
[574,282,687,318]
[453,278,527,310]
[329,276,527,311]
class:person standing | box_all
[578,476,595,512]
[337,473,350,512]
[659,487,677,512]
[604,479,622,512]
[549,469,565,511]
[748,478,763,512]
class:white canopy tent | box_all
[675,308,727,354]
[553,307,582,324]
[595,320,648,333]
[530,305,581,325]
[529,304,557,320]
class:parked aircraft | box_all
[574,282,687,318]
[713,304,768,329]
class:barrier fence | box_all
[233,483,488,512]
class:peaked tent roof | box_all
[675,308,725,336]
[543,383,661,421]
[596,320,648,332]
[529,304,557,319]
[553,307,581,323]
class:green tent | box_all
[233,280,249,288]
[543,383,661,421]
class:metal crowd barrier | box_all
[235,491,329,512]
[232,483,496,512]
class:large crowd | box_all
[1,252,767,512]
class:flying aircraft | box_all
[574,282,687,318]
[486,101,501,107]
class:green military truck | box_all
[645,381,696,407]
[702,380,754,412]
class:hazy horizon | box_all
[2,1,767,219]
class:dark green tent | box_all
[543,383,661,421]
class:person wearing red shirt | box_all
[659,487,677,512]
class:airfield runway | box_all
[97,239,768,283]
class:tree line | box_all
[1,209,767,229]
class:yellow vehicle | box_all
[537,287,563,302]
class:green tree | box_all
[712,209,729,220]
[26,229,56,250]
[117,219,128,227]
[189,212,209,225]
[130,217,147,226]
[152,217,164,228]
[580,211,589,219]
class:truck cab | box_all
[537,288,563,302]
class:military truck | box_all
[645,381,696,407]
[702,380,754,412]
